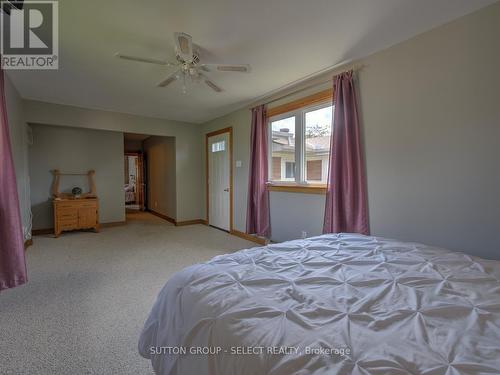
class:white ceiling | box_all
[7,0,497,123]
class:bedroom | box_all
[1,0,499,374]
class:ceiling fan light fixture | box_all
[117,31,250,94]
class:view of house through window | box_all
[269,102,332,184]
[285,161,295,179]
[270,116,296,181]
[305,105,332,183]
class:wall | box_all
[269,192,324,242]
[359,2,500,259]
[143,136,176,220]
[29,124,124,229]
[5,75,31,240]
[23,100,202,222]
[201,2,500,259]
[124,139,144,153]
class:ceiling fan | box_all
[115,32,250,94]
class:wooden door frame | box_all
[125,152,145,210]
[205,127,233,232]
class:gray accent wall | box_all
[28,124,125,229]
[359,1,500,259]
[269,192,325,243]
[201,3,500,259]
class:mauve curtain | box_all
[0,67,27,292]
[323,71,369,235]
[246,105,270,237]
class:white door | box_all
[208,132,230,231]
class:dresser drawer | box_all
[78,202,97,208]
[55,202,77,209]
[57,208,78,220]
[59,219,78,231]
[55,200,97,209]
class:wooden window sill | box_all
[267,183,327,195]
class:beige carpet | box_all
[0,212,255,374]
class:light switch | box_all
[235,160,242,168]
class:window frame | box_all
[267,100,332,191]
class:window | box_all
[268,102,333,185]
[270,116,295,181]
[304,105,332,184]
[211,140,225,152]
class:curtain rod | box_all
[246,60,363,108]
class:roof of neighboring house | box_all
[306,136,330,151]
[272,132,330,153]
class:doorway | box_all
[124,152,145,211]
[206,127,233,232]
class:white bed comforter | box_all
[139,234,500,374]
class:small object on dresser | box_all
[72,186,82,198]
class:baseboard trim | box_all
[148,210,208,227]
[176,219,207,226]
[32,221,125,236]
[32,228,54,236]
[148,209,176,224]
[24,239,33,250]
[230,230,268,245]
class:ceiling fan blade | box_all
[174,32,193,63]
[202,64,250,73]
[157,71,179,87]
[204,78,223,93]
[115,53,172,66]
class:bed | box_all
[139,233,500,374]
[125,183,135,203]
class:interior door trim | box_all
[205,127,233,232]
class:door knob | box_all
[223,188,229,192]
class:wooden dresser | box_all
[53,198,99,237]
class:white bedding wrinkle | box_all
[139,233,500,375]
